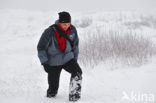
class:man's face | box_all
[59,23,71,31]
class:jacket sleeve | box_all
[73,27,79,61]
[37,28,51,65]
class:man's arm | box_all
[37,28,51,65]
[73,26,79,62]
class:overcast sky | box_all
[0,0,156,12]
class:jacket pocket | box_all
[47,46,61,56]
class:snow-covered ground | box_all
[0,9,156,103]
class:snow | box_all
[0,9,156,103]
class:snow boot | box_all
[69,73,82,101]
[46,88,57,98]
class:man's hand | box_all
[42,62,50,73]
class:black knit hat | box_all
[58,11,71,23]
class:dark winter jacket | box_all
[37,20,79,66]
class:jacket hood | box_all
[55,19,59,25]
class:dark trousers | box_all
[43,58,83,94]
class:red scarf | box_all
[55,23,72,51]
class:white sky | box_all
[0,0,156,12]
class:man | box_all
[37,11,82,102]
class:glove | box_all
[42,62,50,73]
[74,58,77,63]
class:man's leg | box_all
[43,65,62,97]
[63,58,83,101]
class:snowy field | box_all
[0,9,156,103]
